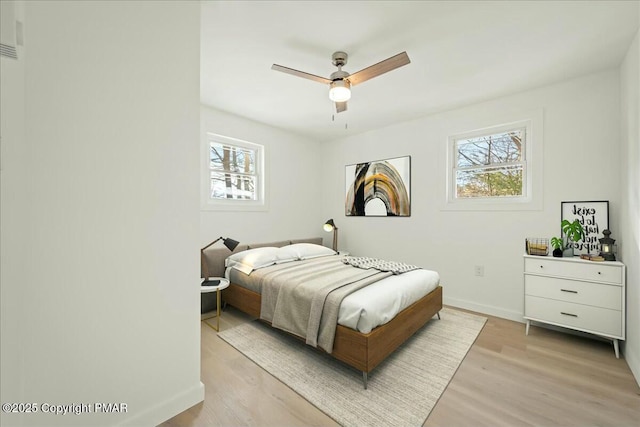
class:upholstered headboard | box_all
[201,237,324,278]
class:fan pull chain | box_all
[330,112,347,130]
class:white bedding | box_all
[337,268,440,333]
[223,248,440,335]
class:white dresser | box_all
[523,254,626,357]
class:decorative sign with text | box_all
[561,201,609,255]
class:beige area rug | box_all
[216,307,487,427]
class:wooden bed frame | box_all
[201,237,443,388]
[222,281,443,388]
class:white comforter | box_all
[224,251,440,335]
[337,268,440,333]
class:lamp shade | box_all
[201,236,240,278]
[323,219,336,232]
[223,237,239,251]
[329,80,351,102]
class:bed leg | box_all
[437,311,441,320]
[362,372,368,390]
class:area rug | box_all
[217,307,486,427]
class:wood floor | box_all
[160,306,640,427]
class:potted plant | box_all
[550,236,563,257]
[561,219,585,257]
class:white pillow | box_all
[226,247,280,274]
[274,245,301,264]
[288,243,336,260]
[225,246,301,274]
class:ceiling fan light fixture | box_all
[329,80,351,102]
[272,51,410,113]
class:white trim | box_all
[449,121,530,203]
[443,295,525,323]
[201,133,268,211]
[624,342,640,387]
[443,110,543,211]
[118,382,204,427]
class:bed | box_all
[202,237,443,388]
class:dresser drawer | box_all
[525,295,622,338]
[524,258,622,284]
[525,275,622,310]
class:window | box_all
[446,119,537,209]
[210,140,257,200]
[203,133,266,210]
[454,127,525,198]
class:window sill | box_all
[440,197,542,211]
[201,200,269,212]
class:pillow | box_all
[225,246,300,274]
[288,243,336,260]
[274,245,300,264]
[225,247,280,274]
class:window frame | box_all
[445,118,537,210]
[201,133,267,211]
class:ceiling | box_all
[201,1,639,142]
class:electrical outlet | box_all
[474,265,484,277]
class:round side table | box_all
[201,277,230,332]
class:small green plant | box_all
[550,236,563,250]
[561,219,585,244]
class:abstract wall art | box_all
[345,156,411,217]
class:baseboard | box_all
[118,381,204,427]
[444,296,524,323]
[624,344,640,387]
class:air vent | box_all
[0,44,17,59]
[0,1,18,59]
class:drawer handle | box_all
[560,289,578,294]
[598,272,602,275]
[561,312,578,317]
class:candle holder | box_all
[598,229,617,261]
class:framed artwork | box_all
[561,200,609,255]
[345,155,411,217]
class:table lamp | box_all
[323,219,338,252]
[201,236,239,278]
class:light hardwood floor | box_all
[161,306,640,427]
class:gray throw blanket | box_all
[259,256,391,353]
[342,256,421,274]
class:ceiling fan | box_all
[271,51,410,113]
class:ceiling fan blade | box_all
[271,64,332,84]
[336,101,347,113]
[347,51,411,86]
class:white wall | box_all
[1,2,27,423]
[620,28,640,385]
[320,70,622,322]
[0,2,203,426]
[200,107,325,247]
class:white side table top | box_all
[201,277,230,293]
